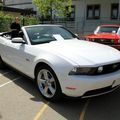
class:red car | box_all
[83,24,120,50]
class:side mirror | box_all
[75,34,79,37]
[12,37,25,44]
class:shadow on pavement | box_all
[0,113,2,119]
[2,68,120,120]
[84,88,120,120]
[0,69,89,120]
[12,72,88,120]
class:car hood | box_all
[86,33,119,39]
[35,39,120,66]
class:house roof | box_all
[0,6,36,15]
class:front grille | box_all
[98,62,120,75]
[89,62,120,75]
[94,38,114,45]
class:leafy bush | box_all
[23,17,39,26]
[0,12,13,32]
[0,11,39,32]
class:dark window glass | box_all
[98,26,119,33]
[111,3,119,19]
[87,5,100,19]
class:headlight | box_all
[111,39,114,43]
[118,38,120,43]
[69,67,97,75]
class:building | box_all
[1,0,36,16]
[3,0,33,10]
[71,0,120,35]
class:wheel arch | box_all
[34,62,49,78]
[34,61,63,101]
[34,62,58,80]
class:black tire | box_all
[0,56,5,69]
[36,64,62,102]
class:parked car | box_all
[0,25,120,101]
[83,24,120,50]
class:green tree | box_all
[32,0,72,23]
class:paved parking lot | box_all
[0,68,120,120]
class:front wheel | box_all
[36,65,62,102]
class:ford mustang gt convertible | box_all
[0,25,120,101]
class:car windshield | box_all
[25,26,77,45]
[97,26,119,33]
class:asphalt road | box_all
[0,68,120,120]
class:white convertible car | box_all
[0,25,120,101]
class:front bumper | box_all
[61,70,120,97]
[82,84,120,98]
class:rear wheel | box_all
[36,65,62,102]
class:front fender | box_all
[33,54,74,86]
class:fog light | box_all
[98,66,103,73]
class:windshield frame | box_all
[95,26,119,34]
[25,25,78,45]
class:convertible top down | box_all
[0,25,120,101]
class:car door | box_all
[4,39,26,69]
[4,37,34,75]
